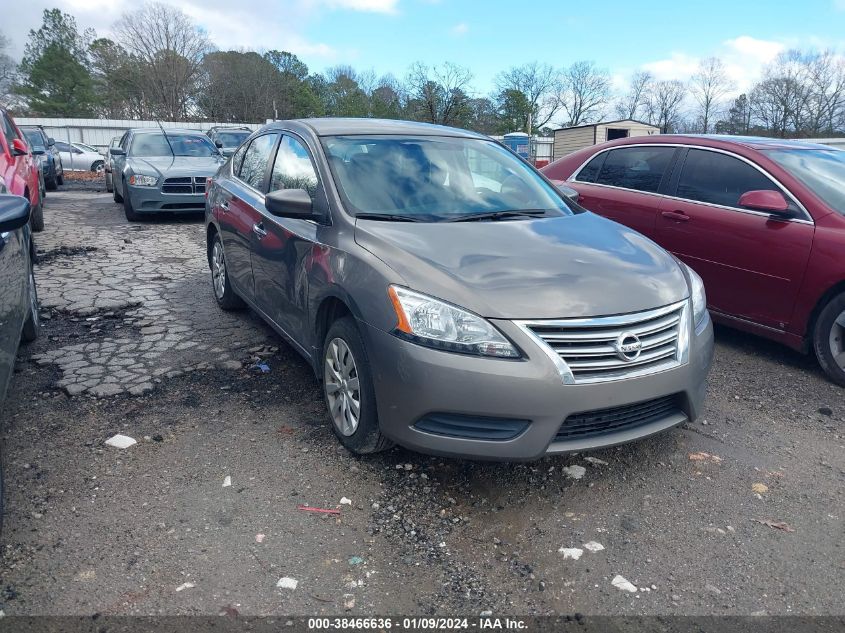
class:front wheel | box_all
[56,170,64,186]
[123,184,140,221]
[210,233,245,310]
[29,195,44,232]
[814,292,845,386]
[322,317,393,455]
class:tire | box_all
[56,170,64,186]
[29,195,44,232]
[106,172,113,193]
[322,316,393,455]
[210,233,245,310]
[46,167,58,191]
[91,160,104,173]
[21,266,40,343]
[39,171,46,201]
[813,292,845,386]
[122,183,140,221]
[113,181,123,203]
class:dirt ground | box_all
[0,185,843,618]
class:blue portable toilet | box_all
[502,132,531,159]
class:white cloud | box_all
[834,0,845,10]
[451,22,469,36]
[637,35,787,95]
[322,0,398,12]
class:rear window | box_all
[594,146,673,193]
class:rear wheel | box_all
[56,170,64,186]
[113,180,123,203]
[105,172,113,193]
[21,266,40,342]
[91,160,104,173]
[46,167,58,191]
[322,317,393,455]
[210,233,245,310]
[814,292,845,386]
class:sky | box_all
[4,0,845,97]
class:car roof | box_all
[266,117,488,139]
[129,128,205,135]
[606,133,835,152]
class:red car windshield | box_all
[764,148,845,214]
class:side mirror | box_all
[47,137,55,146]
[555,182,581,203]
[739,190,793,217]
[265,189,314,218]
[0,194,31,232]
[214,140,223,148]
[11,139,28,156]
[110,147,125,156]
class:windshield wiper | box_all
[446,209,549,222]
[355,213,426,222]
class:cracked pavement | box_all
[31,192,273,396]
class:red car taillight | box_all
[205,177,212,199]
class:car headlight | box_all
[681,263,707,327]
[388,286,519,358]
[129,174,158,187]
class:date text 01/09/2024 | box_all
[306,617,528,630]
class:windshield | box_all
[322,135,572,221]
[763,148,845,213]
[130,133,218,158]
[23,129,45,149]
[216,131,250,147]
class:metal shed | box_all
[553,119,660,160]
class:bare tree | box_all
[615,71,653,120]
[644,79,687,133]
[689,57,734,133]
[0,31,16,106]
[802,50,845,136]
[114,3,211,119]
[749,51,810,137]
[405,62,473,126]
[558,61,610,126]
[494,62,561,133]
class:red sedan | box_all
[0,106,43,231]
[542,135,845,385]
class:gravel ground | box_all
[0,190,843,617]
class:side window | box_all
[2,114,20,141]
[269,135,319,198]
[574,152,607,183]
[237,133,279,191]
[54,141,72,152]
[594,146,674,193]
[677,149,779,208]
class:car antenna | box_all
[156,119,175,157]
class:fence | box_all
[13,118,262,152]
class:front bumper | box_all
[361,312,714,460]
[127,186,205,213]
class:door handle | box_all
[219,199,230,211]
[661,210,690,222]
[252,223,267,238]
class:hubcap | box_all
[29,270,39,327]
[830,309,845,371]
[212,240,226,299]
[324,337,361,436]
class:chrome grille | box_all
[162,176,206,195]
[517,301,689,384]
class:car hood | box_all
[354,212,689,320]
[128,156,224,177]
